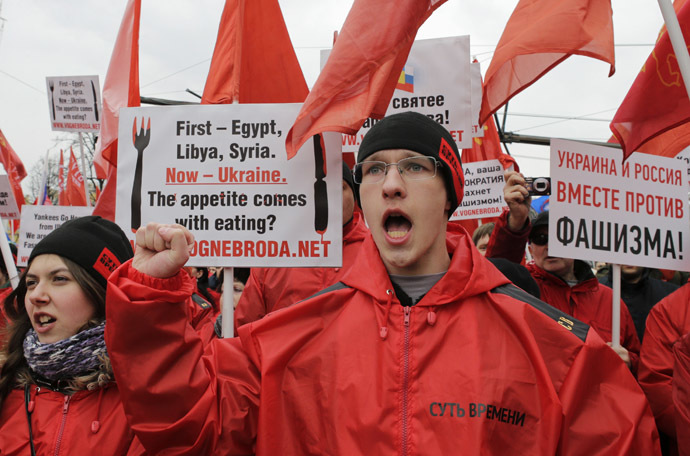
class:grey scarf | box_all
[23,322,107,381]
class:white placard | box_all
[324,36,473,153]
[17,205,93,266]
[116,104,343,268]
[0,175,20,219]
[675,145,690,186]
[550,139,690,270]
[46,75,101,132]
[450,159,507,220]
[470,62,484,138]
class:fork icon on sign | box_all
[49,81,56,121]
[131,117,151,231]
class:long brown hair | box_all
[0,256,107,408]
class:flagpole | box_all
[657,0,690,99]
[220,98,241,339]
[611,264,621,349]
[222,267,234,338]
[39,150,50,204]
[79,132,92,207]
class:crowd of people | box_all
[0,111,687,454]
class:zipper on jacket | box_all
[402,306,411,456]
[53,395,71,456]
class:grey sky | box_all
[0,0,663,187]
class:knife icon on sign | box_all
[313,134,328,235]
[91,81,99,122]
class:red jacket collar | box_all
[528,260,599,292]
[340,224,510,307]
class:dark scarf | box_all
[23,322,107,381]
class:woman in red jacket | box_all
[0,216,144,455]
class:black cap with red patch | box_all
[356,111,464,218]
[28,216,133,288]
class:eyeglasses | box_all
[353,156,441,184]
[530,232,548,246]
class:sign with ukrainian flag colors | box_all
[322,36,473,156]
[397,65,415,93]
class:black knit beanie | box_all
[28,216,134,288]
[531,210,549,229]
[356,111,464,216]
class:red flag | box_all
[462,115,519,172]
[609,123,690,160]
[0,129,26,210]
[201,0,308,104]
[92,156,108,181]
[65,148,87,206]
[610,1,690,160]
[57,149,66,205]
[479,0,615,126]
[286,0,447,158]
[456,115,517,233]
[93,166,117,221]
[93,0,141,177]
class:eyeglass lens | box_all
[354,156,437,184]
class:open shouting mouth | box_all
[384,210,412,241]
[34,313,57,332]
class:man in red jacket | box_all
[486,171,641,371]
[233,162,368,331]
[674,333,690,455]
[106,112,659,454]
[640,284,690,454]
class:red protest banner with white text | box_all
[115,104,342,267]
[65,147,87,206]
[549,139,690,270]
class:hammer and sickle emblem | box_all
[648,28,690,88]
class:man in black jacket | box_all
[599,265,678,342]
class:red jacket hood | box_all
[527,259,599,293]
[340,222,509,308]
[343,210,368,244]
